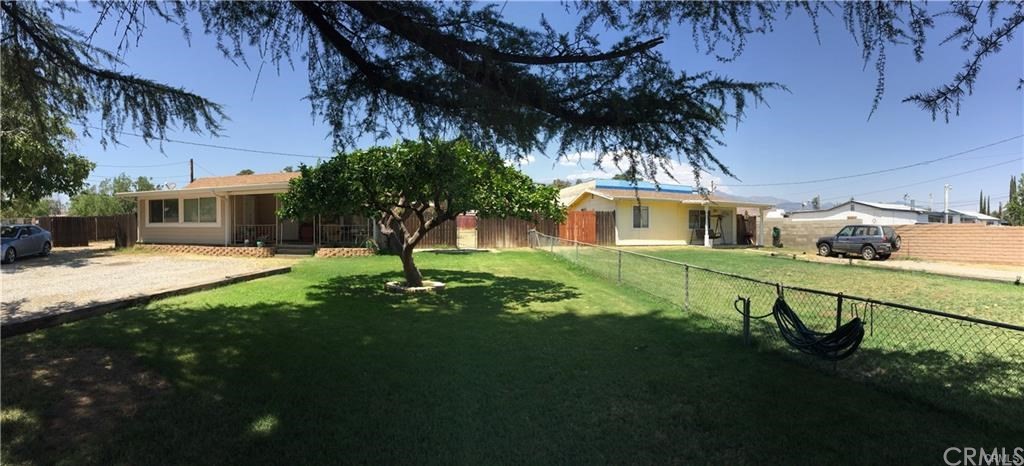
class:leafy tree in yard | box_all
[1004,174,1024,226]
[280,138,564,286]
[0,49,94,204]
[134,176,157,192]
[2,1,1022,186]
[236,169,255,176]
[0,198,55,218]
[69,173,158,216]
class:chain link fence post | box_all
[617,250,622,284]
[836,293,844,331]
[684,265,690,311]
[742,297,751,346]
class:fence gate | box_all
[456,214,478,249]
[560,211,596,244]
[47,217,91,247]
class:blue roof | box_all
[594,179,695,194]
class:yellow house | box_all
[559,179,774,247]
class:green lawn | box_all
[2,251,1020,465]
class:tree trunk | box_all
[378,219,404,254]
[399,246,424,287]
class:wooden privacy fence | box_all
[35,217,91,247]
[477,217,559,248]
[404,216,458,248]
[403,213,613,249]
[113,213,138,248]
[22,214,137,248]
[559,211,597,244]
[595,211,615,245]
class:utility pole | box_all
[943,184,952,223]
[189,158,195,183]
[929,193,933,212]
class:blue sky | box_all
[68,3,1022,212]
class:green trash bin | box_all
[771,226,782,248]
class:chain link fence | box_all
[530,231,1024,426]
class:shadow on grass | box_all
[2,268,1021,465]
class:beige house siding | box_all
[572,194,615,211]
[138,196,229,245]
[571,199,740,246]
[614,199,690,246]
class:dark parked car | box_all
[816,225,901,260]
[1,224,53,264]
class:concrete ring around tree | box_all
[384,280,446,294]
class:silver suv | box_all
[816,225,901,261]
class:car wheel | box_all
[861,245,876,261]
[41,242,51,257]
[4,247,16,264]
[893,235,902,251]
[817,243,832,257]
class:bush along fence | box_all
[528,230,1024,427]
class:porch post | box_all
[274,197,279,245]
[223,196,231,246]
[703,202,711,248]
[757,208,765,247]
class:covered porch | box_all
[682,200,767,248]
[229,193,373,248]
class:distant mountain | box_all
[717,194,840,212]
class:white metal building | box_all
[787,200,927,225]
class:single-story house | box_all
[559,179,774,247]
[115,172,373,248]
[787,200,928,225]
[947,209,1004,225]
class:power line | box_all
[194,161,218,177]
[81,124,324,159]
[94,161,189,168]
[721,134,1023,187]
[820,157,1022,202]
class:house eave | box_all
[115,182,291,199]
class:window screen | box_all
[632,206,649,228]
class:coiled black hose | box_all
[771,297,865,361]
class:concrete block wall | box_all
[137,244,275,258]
[314,248,375,258]
[892,224,1024,266]
[764,219,862,251]
[764,220,1024,266]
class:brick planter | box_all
[136,244,275,258]
[314,248,375,258]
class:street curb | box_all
[1,266,292,339]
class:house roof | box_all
[559,179,774,208]
[114,171,300,199]
[789,200,926,216]
[949,209,1001,221]
[185,172,300,189]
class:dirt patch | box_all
[2,347,169,451]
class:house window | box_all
[184,197,217,223]
[148,199,179,223]
[688,210,708,230]
[632,206,649,228]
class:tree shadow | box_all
[1,247,117,274]
[306,269,582,315]
[2,267,1021,465]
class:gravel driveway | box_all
[1,244,297,324]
